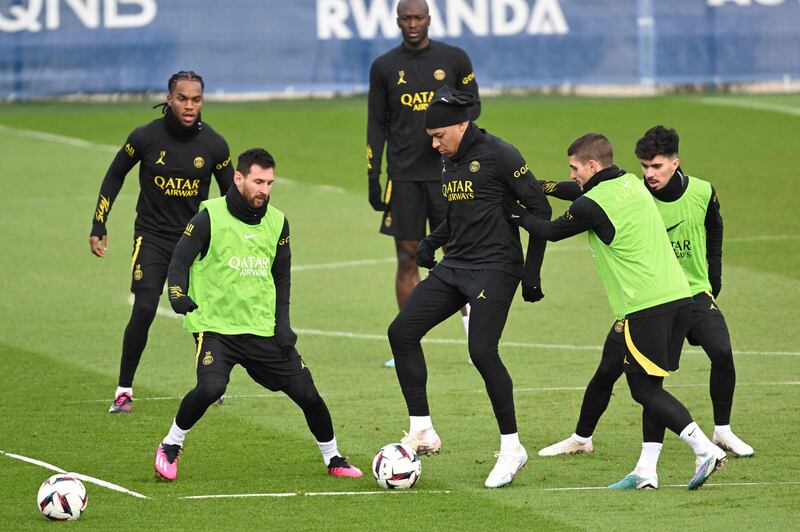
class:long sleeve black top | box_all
[428,123,552,281]
[91,108,233,241]
[367,40,480,182]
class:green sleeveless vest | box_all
[652,176,713,296]
[583,173,691,319]
[184,197,285,336]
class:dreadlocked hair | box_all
[153,70,205,113]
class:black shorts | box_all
[622,303,691,377]
[686,292,730,347]
[193,331,310,392]
[129,231,177,293]
[380,180,446,241]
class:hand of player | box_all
[89,235,108,257]
[711,280,721,299]
[416,239,437,269]
[275,326,298,355]
[521,284,544,303]
[170,295,198,315]
[504,200,533,230]
[368,177,387,211]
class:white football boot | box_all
[688,444,727,490]
[401,427,441,456]
[712,430,754,457]
[485,445,528,488]
[538,435,593,457]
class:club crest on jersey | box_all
[469,161,480,173]
[614,320,624,333]
[434,69,445,81]
[156,150,166,165]
[193,156,205,168]
[202,351,214,365]
[397,70,407,85]
[133,264,143,281]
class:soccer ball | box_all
[37,474,87,521]
[372,443,421,489]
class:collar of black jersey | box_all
[226,183,269,225]
[448,122,482,163]
[644,167,688,202]
[163,107,202,142]
[581,165,625,193]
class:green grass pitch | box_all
[1,93,799,530]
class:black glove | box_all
[170,295,198,315]
[521,284,544,303]
[504,200,532,229]
[275,326,298,355]
[368,177,387,211]
[416,239,437,269]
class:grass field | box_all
[1,93,799,530]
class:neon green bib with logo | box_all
[652,176,713,296]
[583,173,691,319]
[184,197,284,336]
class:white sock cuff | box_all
[572,433,592,445]
[409,416,433,433]
[500,432,521,451]
[115,386,132,397]
[679,421,699,440]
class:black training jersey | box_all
[367,40,479,182]
[430,123,550,278]
[91,113,233,241]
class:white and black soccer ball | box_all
[37,474,87,521]
[372,443,421,489]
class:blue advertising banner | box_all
[1,0,799,99]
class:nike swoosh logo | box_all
[244,234,256,239]
[666,221,684,233]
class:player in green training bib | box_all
[152,148,363,482]
[508,133,728,490]
[533,126,753,484]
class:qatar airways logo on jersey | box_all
[0,0,157,32]
[442,178,474,201]
[401,91,434,111]
[317,0,568,40]
[153,176,200,197]
[228,256,271,277]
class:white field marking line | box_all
[699,97,800,117]
[74,381,800,405]
[0,123,118,152]
[181,490,451,500]
[72,393,282,404]
[512,381,800,393]
[0,123,342,193]
[0,450,150,499]
[544,481,800,492]
[126,294,800,357]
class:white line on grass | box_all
[0,450,150,499]
[0,124,118,152]
[126,295,800,357]
[181,490,451,500]
[72,381,799,404]
[544,481,800,492]
[699,98,800,117]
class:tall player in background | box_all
[367,0,480,367]
[89,71,233,414]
